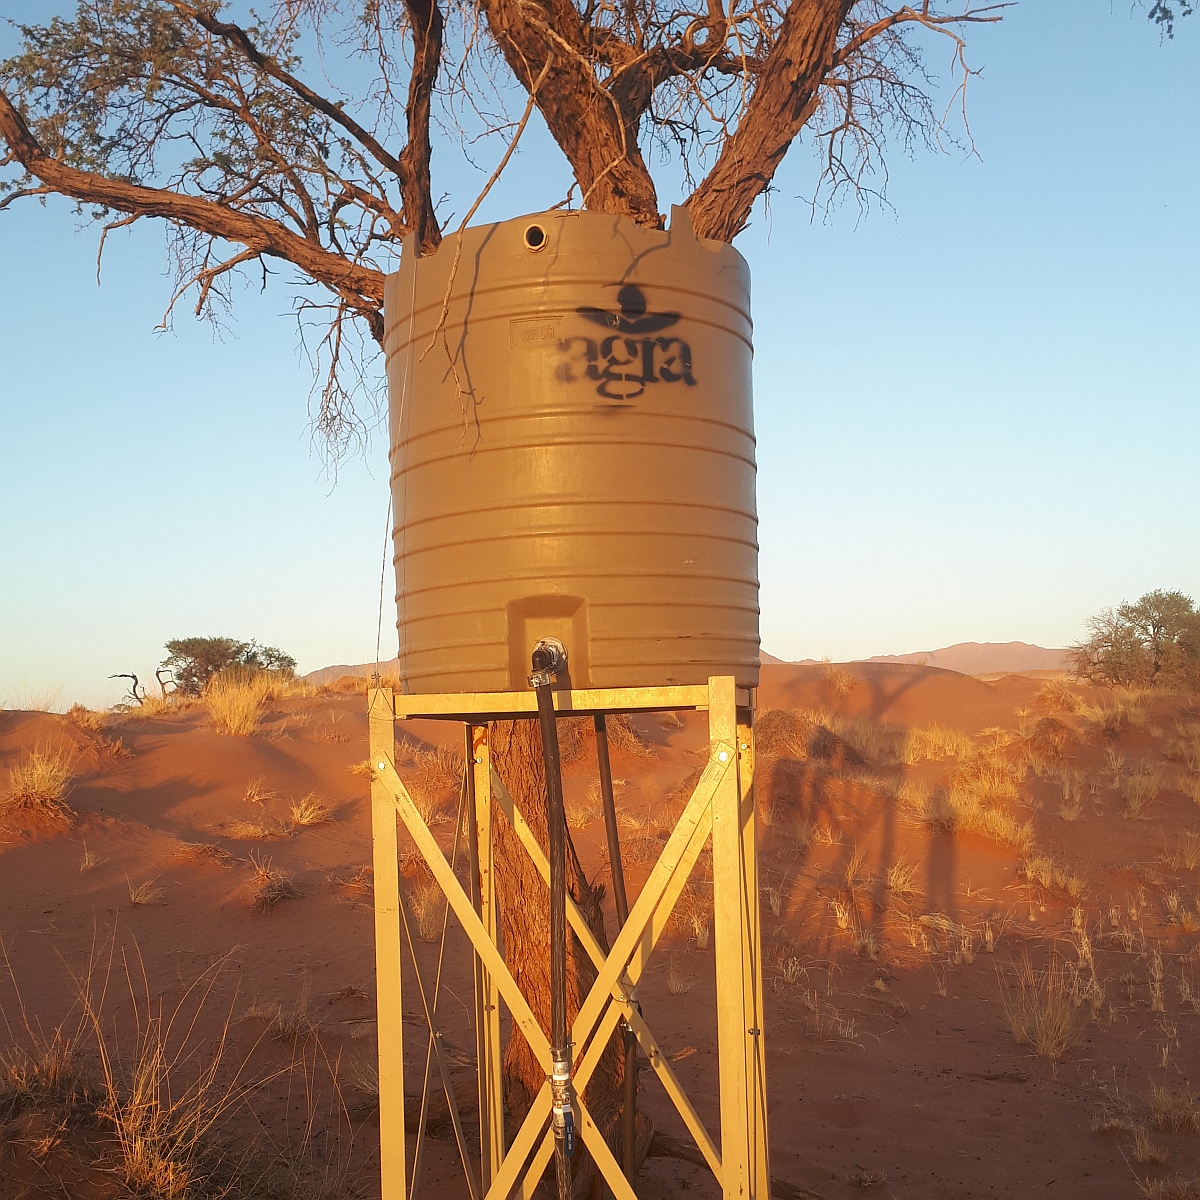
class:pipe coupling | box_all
[550,1048,576,1157]
[529,637,568,688]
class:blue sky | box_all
[1,2,1197,708]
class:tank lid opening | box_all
[523,223,548,252]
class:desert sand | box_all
[3,663,1200,1199]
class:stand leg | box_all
[738,706,771,1198]
[710,676,754,1200]
[370,688,406,1200]
[468,724,505,1186]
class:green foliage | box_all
[1069,590,1200,690]
[163,637,296,696]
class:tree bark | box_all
[489,718,652,1197]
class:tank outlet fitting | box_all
[528,637,568,688]
[550,1049,576,1158]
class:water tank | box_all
[382,206,759,694]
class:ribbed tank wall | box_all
[383,206,759,693]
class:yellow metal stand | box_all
[368,677,771,1200]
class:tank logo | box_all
[555,284,696,401]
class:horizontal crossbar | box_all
[393,684,713,721]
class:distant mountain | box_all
[308,649,789,684]
[865,642,1068,675]
[304,658,400,686]
[306,643,1067,685]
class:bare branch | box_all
[0,90,385,322]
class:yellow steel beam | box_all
[570,743,731,1066]
[711,677,752,1200]
[374,759,551,1070]
[490,765,723,1177]
[739,708,772,1198]
[468,726,505,1186]
[393,684,710,721]
[368,688,406,1200]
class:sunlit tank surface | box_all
[382,206,758,693]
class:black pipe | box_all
[595,714,638,1182]
[530,641,572,1200]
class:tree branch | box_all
[0,89,385,327]
[171,1,411,189]
[686,0,855,241]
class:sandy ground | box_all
[3,663,1200,1199]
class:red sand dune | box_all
[2,664,1199,1199]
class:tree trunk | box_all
[489,719,653,1197]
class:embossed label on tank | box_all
[509,316,564,350]
[554,284,697,402]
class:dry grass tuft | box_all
[1000,953,1078,1060]
[223,818,285,841]
[242,776,277,806]
[1124,763,1161,819]
[127,877,166,907]
[902,724,975,764]
[0,1027,97,1125]
[405,742,464,792]
[823,661,859,697]
[885,856,919,897]
[409,879,446,942]
[3,744,76,822]
[1019,854,1085,900]
[1056,767,1087,820]
[248,853,299,911]
[173,841,234,868]
[1020,715,1074,775]
[666,955,693,995]
[205,668,281,736]
[1134,1124,1170,1167]
[348,758,376,778]
[328,865,374,904]
[79,841,103,873]
[1139,1177,1200,1200]
[289,793,332,827]
[606,713,655,758]
[900,779,1033,854]
[65,703,106,731]
[1152,1083,1200,1133]
[567,782,604,829]
[1036,678,1081,715]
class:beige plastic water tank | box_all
[382,206,759,694]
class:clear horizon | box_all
[2,2,1197,709]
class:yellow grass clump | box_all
[3,744,76,821]
[204,668,283,736]
[248,853,299,911]
[127,877,166,907]
[902,724,975,764]
[289,794,332,827]
[1151,1083,1200,1134]
[566,782,604,829]
[1001,953,1078,1060]
[65,703,106,731]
